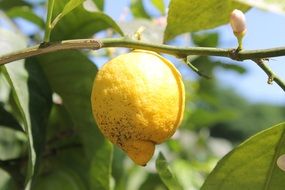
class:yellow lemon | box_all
[91,50,185,166]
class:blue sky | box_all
[105,0,285,105]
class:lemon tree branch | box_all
[1,37,285,91]
[1,38,285,65]
[252,59,285,91]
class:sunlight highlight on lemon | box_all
[91,50,185,166]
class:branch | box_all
[1,37,285,66]
[1,37,285,91]
[252,59,285,91]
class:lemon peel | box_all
[91,50,185,166]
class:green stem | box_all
[252,59,285,91]
[44,0,55,42]
[0,37,285,91]
[1,37,285,66]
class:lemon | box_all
[91,50,185,166]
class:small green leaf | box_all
[214,61,247,74]
[151,0,165,14]
[51,0,123,40]
[130,0,151,19]
[7,6,45,28]
[234,0,285,14]
[164,0,249,41]
[192,32,219,47]
[32,169,86,190]
[51,0,84,29]
[0,169,17,190]
[60,0,84,18]
[202,122,285,190]
[91,0,104,11]
[156,152,183,190]
[90,141,113,190]
[0,106,22,131]
[0,0,29,10]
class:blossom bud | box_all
[230,9,247,50]
[230,9,247,36]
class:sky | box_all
[104,0,285,105]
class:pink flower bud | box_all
[230,9,247,35]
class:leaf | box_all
[36,50,113,190]
[0,169,17,190]
[164,0,249,42]
[32,169,86,190]
[0,105,22,131]
[0,127,26,160]
[60,0,84,19]
[130,0,151,19]
[51,0,85,30]
[0,28,52,186]
[202,122,285,190]
[192,32,219,47]
[151,0,165,14]
[7,6,45,28]
[156,152,183,190]
[214,61,247,74]
[91,0,104,11]
[90,141,113,190]
[51,0,123,40]
[0,0,29,10]
[234,0,285,14]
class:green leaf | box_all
[156,152,183,190]
[164,0,249,41]
[0,127,26,161]
[214,61,247,74]
[151,0,165,14]
[0,105,22,131]
[234,0,285,14]
[7,6,45,29]
[90,141,113,190]
[130,0,151,19]
[51,0,123,40]
[0,28,52,186]
[0,169,17,190]
[91,0,105,11]
[202,122,285,190]
[192,32,219,47]
[32,143,89,189]
[60,0,84,19]
[36,50,113,190]
[52,0,84,28]
[0,0,29,10]
[33,169,85,190]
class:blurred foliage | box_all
[0,0,284,190]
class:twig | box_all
[252,59,285,91]
[184,57,211,79]
[1,37,285,66]
[1,37,285,91]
